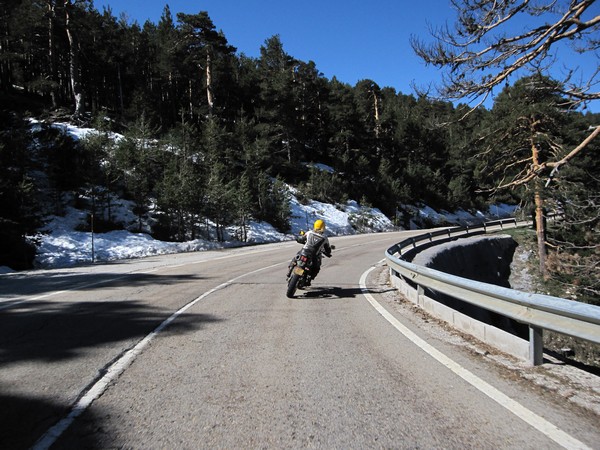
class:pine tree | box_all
[0,111,39,269]
[271,176,291,233]
[478,76,572,278]
[35,122,86,212]
[154,121,204,241]
[234,173,253,242]
[290,60,330,162]
[176,11,236,118]
[62,0,87,118]
[327,78,362,173]
[543,112,600,302]
[257,35,297,165]
[151,5,181,128]
[205,161,234,242]
[115,114,161,231]
[79,129,116,229]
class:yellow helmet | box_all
[313,219,326,232]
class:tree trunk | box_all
[188,79,193,118]
[117,63,124,115]
[64,0,84,118]
[47,1,58,108]
[286,136,291,163]
[533,183,548,279]
[0,2,12,92]
[206,50,214,115]
[373,90,380,139]
[530,135,549,280]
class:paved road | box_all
[1,232,598,449]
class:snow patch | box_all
[400,203,518,229]
[25,194,395,269]
[303,162,335,173]
[0,120,517,272]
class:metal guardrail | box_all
[387,217,522,257]
[385,218,600,365]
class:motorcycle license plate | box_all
[293,266,305,276]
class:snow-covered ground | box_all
[11,196,514,272]
[22,195,394,271]
[0,121,518,273]
[401,203,518,229]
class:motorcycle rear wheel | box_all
[286,273,300,298]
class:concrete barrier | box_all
[391,234,530,361]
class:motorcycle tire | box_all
[286,273,300,298]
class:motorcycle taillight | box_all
[300,255,308,262]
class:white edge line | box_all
[359,264,591,450]
[32,261,283,450]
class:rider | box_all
[291,219,332,285]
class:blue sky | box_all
[93,1,599,111]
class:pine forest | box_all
[0,1,598,304]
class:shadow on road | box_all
[0,271,208,298]
[0,299,221,365]
[0,392,82,450]
[0,301,222,449]
[300,285,396,299]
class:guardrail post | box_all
[529,326,544,366]
[417,285,424,306]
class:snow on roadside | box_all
[0,120,517,272]
[28,118,125,142]
[402,203,518,229]
[3,197,517,272]
[24,195,394,270]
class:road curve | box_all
[0,232,598,449]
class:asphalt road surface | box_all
[1,232,598,449]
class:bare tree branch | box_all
[411,0,600,106]
[547,124,600,170]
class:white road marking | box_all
[359,265,591,450]
[1,244,293,309]
[32,261,283,450]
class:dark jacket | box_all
[297,230,331,258]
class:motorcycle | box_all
[286,234,334,298]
